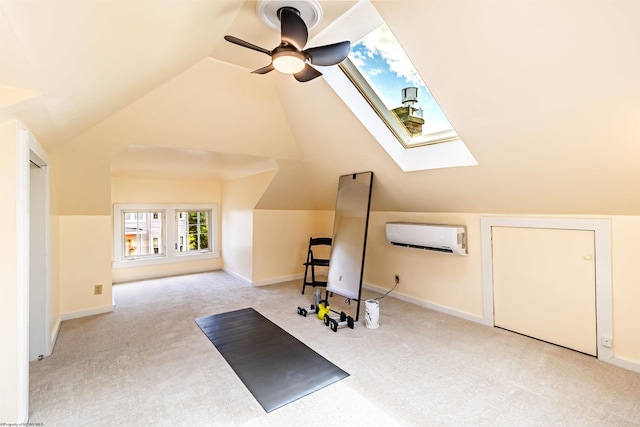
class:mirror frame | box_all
[326,171,374,321]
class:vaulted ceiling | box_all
[2,0,640,214]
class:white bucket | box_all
[365,299,379,329]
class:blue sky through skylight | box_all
[348,24,453,136]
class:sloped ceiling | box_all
[1,0,640,214]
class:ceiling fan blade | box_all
[279,7,308,50]
[224,35,271,55]
[251,64,275,75]
[304,41,351,66]
[294,64,322,82]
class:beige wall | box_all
[111,176,221,205]
[7,115,638,394]
[111,176,223,282]
[363,211,640,367]
[365,212,483,317]
[221,170,276,282]
[610,216,640,364]
[48,136,113,319]
[51,164,640,367]
[57,215,113,316]
[50,138,112,216]
[112,259,219,284]
[252,209,334,285]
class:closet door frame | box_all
[480,217,612,361]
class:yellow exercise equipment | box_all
[317,302,331,320]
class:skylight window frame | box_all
[339,59,460,149]
[311,0,477,172]
[340,22,461,149]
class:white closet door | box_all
[492,227,597,356]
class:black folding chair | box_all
[301,237,332,294]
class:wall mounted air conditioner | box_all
[385,222,467,255]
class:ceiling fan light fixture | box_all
[272,51,306,74]
[225,0,347,82]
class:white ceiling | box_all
[2,0,640,214]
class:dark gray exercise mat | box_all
[195,307,349,412]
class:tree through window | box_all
[177,210,210,253]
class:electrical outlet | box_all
[94,284,103,295]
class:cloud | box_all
[349,46,384,80]
[349,50,367,68]
[354,24,425,88]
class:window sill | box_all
[112,251,220,269]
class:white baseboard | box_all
[222,268,304,287]
[112,266,220,284]
[50,317,61,349]
[606,356,640,374]
[252,274,304,287]
[60,304,114,321]
[362,282,488,325]
[362,283,640,374]
[221,268,252,284]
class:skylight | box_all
[313,0,477,172]
[342,23,458,148]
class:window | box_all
[125,212,146,221]
[113,204,218,268]
[316,0,477,172]
[342,23,458,148]
[176,210,210,253]
[122,209,164,259]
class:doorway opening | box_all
[29,147,51,361]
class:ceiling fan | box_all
[224,4,350,82]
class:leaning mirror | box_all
[326,171,374,318]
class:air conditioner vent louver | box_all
[385,222,467,256]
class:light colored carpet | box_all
[29,271,640,426]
